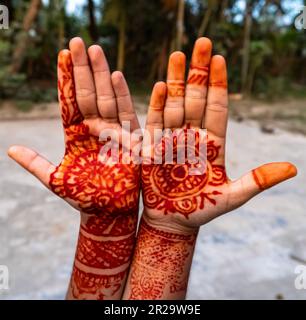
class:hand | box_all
[8,37,140,222]
[142,37,297,232]
[8,37,141,300]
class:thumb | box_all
[8,145,56,189]
[230,162,297,209]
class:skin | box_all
[122,37,297,300]
[8,37,141,300]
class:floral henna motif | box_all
[49,123,140,214]
[129,219,197,300]
[142,135,227,217]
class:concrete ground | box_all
[0,115,305,300]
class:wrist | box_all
[79,209,138,237]
[142,209,200,236]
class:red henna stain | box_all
[209,165,227,186]
[82,212,138,237]
[69,210,137,300]
[187,65,209,86]
[58,52,83,127]
[70,265,127,300]
[251,163,298,191]
[209,80,228,89]
[128,219,197,300]
[167,81,185,97]
[150,105,164,112]
[76,230,135,269]
[189,64,209,71]
[69,217,137,300]
[187,74,207,86]
[252,169,263,190]
[49,123,140,214]
[252,162,297,191]
[142,132,227,217]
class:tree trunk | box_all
[117,11,126,71]
[148,38,169,82]
[241,0,253,96]
[10,0,41,74]
[57,0,65,50]
[176,0,185,50]
[198,0,215,37]
[157,39,168,79]
[88,0,98,42]
[219,0,228,20]
[58,14,65,50]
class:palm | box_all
[50,121,139,215]
[142,132,232,227]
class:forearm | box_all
[123,215,198,300]
[67,210,137,300]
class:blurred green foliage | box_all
[0,0,305,103]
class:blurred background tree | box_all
[0,0,305,104]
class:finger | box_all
[111,71,140,131]
[88,45,118,123]
[143,82,167,162]
[69,37,99,118]
[229,162,297,209]
[203,55,228,138]
[203,56,228,138]
[145,81,167,141]
[185,37,212,127]
[57,49,83,128]
[164,51,186,129]
[8,145,56,189]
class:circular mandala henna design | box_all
[49,124,140,214]
[142,133,227,218]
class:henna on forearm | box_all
[123,217,197,300]
[67,211,138,300]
